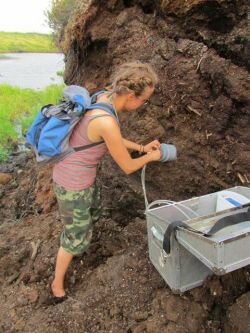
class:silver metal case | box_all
[146,187,250,293]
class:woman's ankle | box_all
[51,281,65,297]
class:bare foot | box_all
[51,281,66,297]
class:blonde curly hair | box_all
[111,61,158,96]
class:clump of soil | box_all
[0,1,249,332]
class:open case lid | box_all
[176,205,250,274]
[146,186,250,275]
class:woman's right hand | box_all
[147,149,161,162]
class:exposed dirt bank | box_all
[1,1,249,332]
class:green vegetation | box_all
[46,0,79,45]
[0,32,58,53]
[56,69,64,77]
[0,145,11,161]
[0,83,64,160]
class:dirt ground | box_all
[0,1,250,332]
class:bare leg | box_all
[51,246,73,297]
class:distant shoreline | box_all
[0,31,59,53]
[0,31,52,35]
[0,52,62,61]
[0,51,62,54]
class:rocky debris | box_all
[0,172,12,185]
[225,292,250,333]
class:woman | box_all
[51,61,161,299]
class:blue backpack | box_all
[26,85,118,164]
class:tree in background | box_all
[46,0,79,46]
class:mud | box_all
[1,1,250,332]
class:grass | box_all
[0,31,58,53]
[0,83,64,160]
[56,70,64,77]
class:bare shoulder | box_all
[88,109,118,130]
[86,108,109,116]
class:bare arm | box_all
[122,138,142,152]
[123,138,161,153]
[90,116,161,174]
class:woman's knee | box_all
[60,226,93,255]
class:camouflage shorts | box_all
[53,183,102,255]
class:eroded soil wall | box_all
[0,1,249,332]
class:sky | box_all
[0,0,52,34]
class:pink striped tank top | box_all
[53,114,108,190]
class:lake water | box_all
[0,53,65,89]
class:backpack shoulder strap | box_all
[73,141,104,152]
[90,89,118,120]
[91,90,107,103]
[72,103,119,153]
[87,102,119,125]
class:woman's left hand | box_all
[144,140,161,153]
